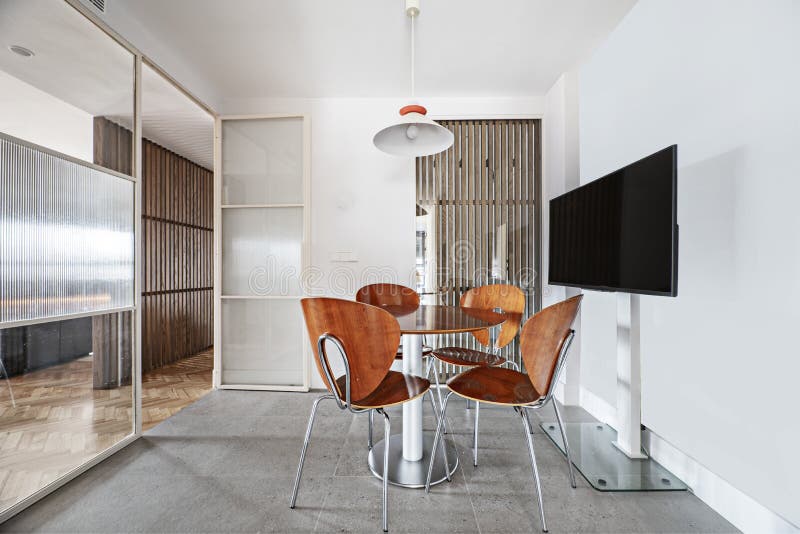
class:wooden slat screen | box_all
[141,139,213,373]
[94,117,213,373]
[416,119,541,372]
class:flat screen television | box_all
[548,145,678,296]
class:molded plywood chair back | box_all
[519,294,582,396]
[460,284,525,349]
[356,283,421,313]
[301,297,400,403]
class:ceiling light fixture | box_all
[8,45,35,58]
[373,0,453,157]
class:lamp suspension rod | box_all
[410,11,416,98]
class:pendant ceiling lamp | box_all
[373,0,454,157]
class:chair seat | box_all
[447,366,544,406]
[431,346,506,367]
[336,371,429,409]
[395,345,433,359]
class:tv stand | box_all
[612,292,648,459]
[540,291,686,491]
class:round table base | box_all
[367,432,459,488]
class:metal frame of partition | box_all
[0,0,217,523]
[213,114,312,391]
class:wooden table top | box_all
[381,304,507,335]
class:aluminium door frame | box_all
[214,113,312,391]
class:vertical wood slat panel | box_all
[415,118,541,372]
[135,128,214,373]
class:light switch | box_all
[331,251,358,263]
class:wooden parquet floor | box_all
[141,349,213,431]
[0,348,212,511]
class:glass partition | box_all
[0,0,137,517]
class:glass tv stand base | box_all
[541,421,688,491]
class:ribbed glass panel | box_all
[0,134,135,325]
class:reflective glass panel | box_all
[222,117,304,205]
[0,0,136,516]
[221,299,305,386]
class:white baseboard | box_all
[576,386,798,534]
[577,385,617,427]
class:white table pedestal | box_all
[367,333,458,488]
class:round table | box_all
[367,304,506,488]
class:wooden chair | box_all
[355,283,437,450]
[425,295,583,533]
[291,298,450,532]
[429,284,525,466]
[355,283,434,359]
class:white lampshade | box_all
[373,105,454,157]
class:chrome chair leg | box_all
[290,394,333,509]
[430,360,448,434]
[368,409,374,450]
[426,391,454,492]
[426,390,437,430]
[526,408,536,434]
[379,409,390,532]
[473,401,480,466]
[551,400,577,488]
[426,390,436,429]
[425,390,451,481]
[519,408,547,532]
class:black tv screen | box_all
[548,145,678,296]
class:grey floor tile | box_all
[608,491,738,533]
[143,474,326,534]
[468,478,626,534]
[180,389,323,418]
[443,419,585,490]
[313,476,478,534]
[335,413,444,478]
[0,391,738,534]
[97,416,346,480]
[0,466,158,533]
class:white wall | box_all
[221,96,543,388]
[0,70,93,161]
[578,0,800,530]
[542,72,583,404]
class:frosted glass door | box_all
[218,116,308,389]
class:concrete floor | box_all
[0,390,737,533]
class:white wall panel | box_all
[578,0,800,528]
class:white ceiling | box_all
[0,0,213,169]
[1,0,635,168]
[0,0,133,117]
[139,63,214,169]
[113,0,637,100]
